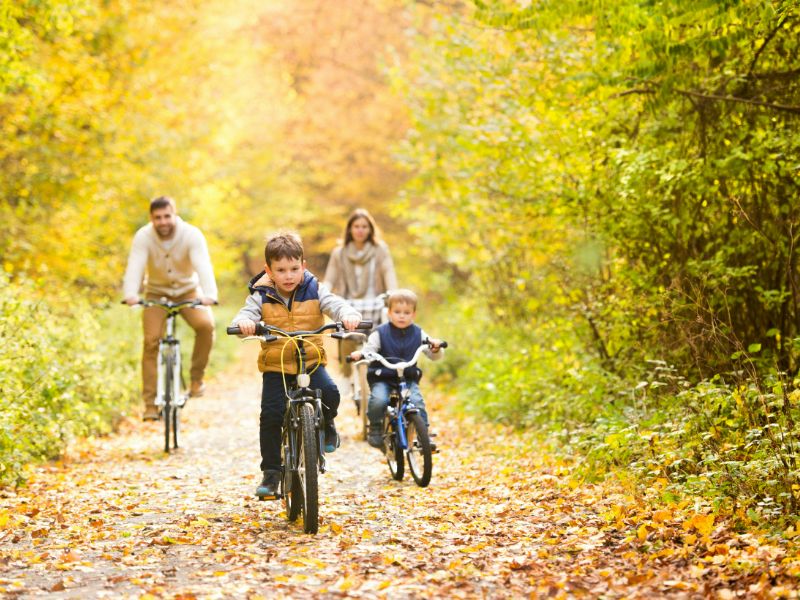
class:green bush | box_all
[0,273,138,485]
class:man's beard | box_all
[155,225,175,238]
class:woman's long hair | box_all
[343,208,380,246]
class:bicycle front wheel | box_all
[298,403,319,533]
[406,412,432,487]
[283,422,301,521]
[356,363,369,441]
[384,414,404,481]
[163,353,174,453]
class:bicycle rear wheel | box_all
[298,403,319,534]
[384,414,404,481]
[406,412,432,487]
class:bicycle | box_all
[227,320,371,534]
[345,292,389,441]
[348,338,448,487]
[124,298,206,453]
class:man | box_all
[123,196,218,420]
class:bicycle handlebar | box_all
[346,339,448,367]
[226,320,373,338]
[122,298,215,311]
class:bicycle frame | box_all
[155,310,185,410]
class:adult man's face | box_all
[150,205,177,239]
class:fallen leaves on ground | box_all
[1,352,799,598]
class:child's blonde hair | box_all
[386,288,418,310]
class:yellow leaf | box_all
[653,509,671,523]
[637,524,648,542]
[378,581,392,590]
[337,577,355,591]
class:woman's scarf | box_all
[341,241,376,299]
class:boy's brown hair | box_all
[264,231,304,266]
[386,288,418,310]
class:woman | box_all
[323,208,398,325]
[324,208,398,379]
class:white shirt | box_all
[122,216,218,300]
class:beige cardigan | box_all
[323,241,397,299]
[123,217,218,300]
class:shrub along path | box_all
[1,347,798,598]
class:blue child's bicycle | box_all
[349,338,448,487]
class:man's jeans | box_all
[367,380,429,430]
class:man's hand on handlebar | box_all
[200,297,218,306]
[124,296,140,306]
[349,350,363,362]
[236,318,257,336]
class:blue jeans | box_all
[367,380,429,430]
[259,367,339,472]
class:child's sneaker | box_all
[255,470,281,500]
[367,424,383,449]
[324,421,340,453]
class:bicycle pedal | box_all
[257,493,281,501]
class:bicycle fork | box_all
[390,381,417,450]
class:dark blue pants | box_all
[259,367,340,472]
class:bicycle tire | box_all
[163,352,173,453]
[357,364,369,441]
[283,417,302,521]
[298,403,319,534]
[406,412,432,487]
[172,405,180,449]
[384,414,404,481]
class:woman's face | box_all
[349,217,372,244]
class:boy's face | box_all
[387,301,416,329]
[265,256,306,296]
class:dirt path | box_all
[0,348,795,599]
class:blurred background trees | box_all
[3,0,800,518]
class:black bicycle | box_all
[125,299,205,453]
[227,320,371,534]
[349,338,447,487]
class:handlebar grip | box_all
[226,326,241,335]
[345,356,354,363]
[440,341,448,348]
[357,320,373,330]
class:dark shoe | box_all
[324,421,340,453]
[255,470,281,500]
[367,423,383,449]
[143,405,160,421]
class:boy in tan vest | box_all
[231,232,361,499]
